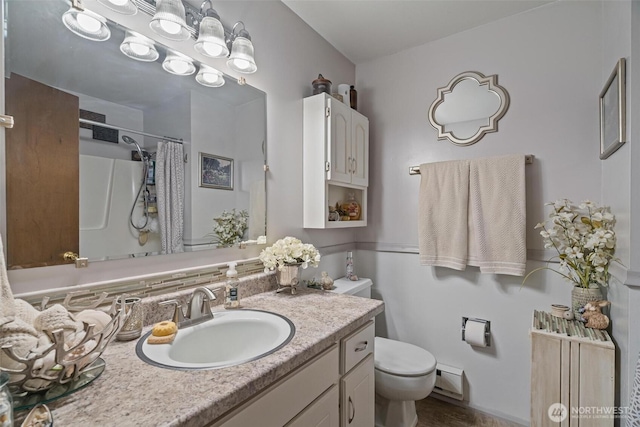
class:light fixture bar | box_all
[132,0,197,39]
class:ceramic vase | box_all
[571,286,603,321]
[276,264,302,295]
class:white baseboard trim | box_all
[428,394,529,426]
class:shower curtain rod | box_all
[79,118,184,145]
[409,154,534,175]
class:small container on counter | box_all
[225,262,240,309]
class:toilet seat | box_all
[374,337,436,377]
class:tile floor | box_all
[415,396,524,427]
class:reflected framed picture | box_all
[199,152,234,190]
[599,58,626,160]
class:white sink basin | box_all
[136,310,295,370]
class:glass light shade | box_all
[120,31,159,62]
[62,7,111,41]
[196,65,225,88]
[194,16,229,58]
[97,0,137,15]
[227,37,257,74]
[162,53,196,76]
[149,0,190,41]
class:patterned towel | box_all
[467,154,527,276]
[628,353,640,426]
[418,159,470,270]
[418,154,527,276]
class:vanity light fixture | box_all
[162,51,196,76]
[97,0,138,16]
[226,22,257,74]
[193,8,229,58]
[62,0,111,42]
[149,0,191,41]
[196,64,225,87]
[120,31,159,62]
[63,0,258,74]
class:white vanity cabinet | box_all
[209,321,375,427]
[303,93,369,229]
[340,321,375,427]
[209,345,340,427]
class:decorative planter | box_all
[571,286,603,320]
[275,264,302,295]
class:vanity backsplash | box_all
[19,258,271,318]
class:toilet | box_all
[331,277,437,427]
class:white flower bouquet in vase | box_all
[259,236,321,294]
[524,199,620,320]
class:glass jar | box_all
[0,372,13,427]
[341,192,361,221]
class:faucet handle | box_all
[159,300,186,324]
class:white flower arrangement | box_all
[259,236,321,273]
[525,199,619,288]
[212,209,248,247]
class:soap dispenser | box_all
[224,262,240,309]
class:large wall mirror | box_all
[4,0,267,269]
[428,71,509,146]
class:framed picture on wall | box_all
[599,58,626,160]
[199,152,234,190]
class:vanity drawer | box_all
[341,321,374,374]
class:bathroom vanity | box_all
[33,286,383,426]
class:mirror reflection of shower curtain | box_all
[156,141,185,254]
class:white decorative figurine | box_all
[320,271,334,291]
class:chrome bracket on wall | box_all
[0,115,15,129]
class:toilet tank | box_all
[331,277,372,298]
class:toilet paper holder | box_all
[461,317,491,347]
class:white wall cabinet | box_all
[303,93,369,228]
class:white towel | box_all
[418,160,470,270]
[468,154,527,276]
[418,154,526,276]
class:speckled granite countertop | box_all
[38,288,384,427]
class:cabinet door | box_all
[350,112,369,187]
[340,354,374,427]
[327,99,352,184]
[287,385,339,427]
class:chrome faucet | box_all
[160,287,217,328]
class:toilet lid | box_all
[374,337,436,377]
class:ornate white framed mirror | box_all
[428,71,509,146]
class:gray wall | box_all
[355,1,636,423]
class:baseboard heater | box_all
[433,363,464,400]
